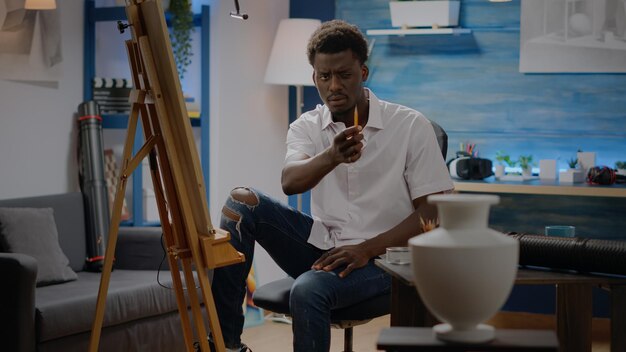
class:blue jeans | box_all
[211,188,391,352]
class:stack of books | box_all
[185,95,200,119]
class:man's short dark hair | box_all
[307,19,369,66]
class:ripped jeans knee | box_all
[221,187,259,241]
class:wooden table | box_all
[375,259,626,352]
[377,327,558,351]
[453,179,626,198]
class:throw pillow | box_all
[0,207,78,286]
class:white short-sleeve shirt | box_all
[286,90,454,250]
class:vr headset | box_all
[447,152,494,180]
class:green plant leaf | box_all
[517,155,534,169]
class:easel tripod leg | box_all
[140,108,197,351]
[88,105,141,352]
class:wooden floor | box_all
[241,312,611,351]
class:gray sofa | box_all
[0,192,196,352]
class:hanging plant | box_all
[169,0,194,81]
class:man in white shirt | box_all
[211,19,454,352]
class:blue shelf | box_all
[88,6,126,22]
[102,114,201,129]
[88,5,203,26]
[119,220,160,227]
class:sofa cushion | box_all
[0,192,87,272]
[0,207,78,286]
[35,270,191,342]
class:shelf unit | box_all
[84,1,210,226]
[366,28,472,36]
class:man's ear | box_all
[361,65,369,81]
[312,72,317,87]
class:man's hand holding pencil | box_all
[330,125,363,164]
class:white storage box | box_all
[539,159,557,180]
[389,0,461,28]
[559,169,585,183]
[576,152,596,174]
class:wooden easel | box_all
[88,1,245,351]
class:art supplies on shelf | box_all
[185,95,200,119]
[459,142,479,158]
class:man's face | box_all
[312,50,368,117]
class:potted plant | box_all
[389,0,461,29]
[169,0,194,81]
[616,161,626,176]
[494,151,514,179]
[559,156,584,183]
[517,155,534,178]
[567,157,579,169]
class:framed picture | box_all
[0,2,62,82]
[519,0,626,73]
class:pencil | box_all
[354,105,358,127]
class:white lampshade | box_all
[25,0,56,10]
[264,18,321,87]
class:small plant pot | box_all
[494,165,505,179]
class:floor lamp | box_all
[265,18,321,212]
[24,0,57,9]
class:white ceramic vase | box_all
[408,194,519,343]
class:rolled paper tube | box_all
[78,100,110,272]
[354,105,358,127]
[507,232,626,276]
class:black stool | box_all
[252,277,390,352]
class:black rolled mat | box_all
[507,232,626,276]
